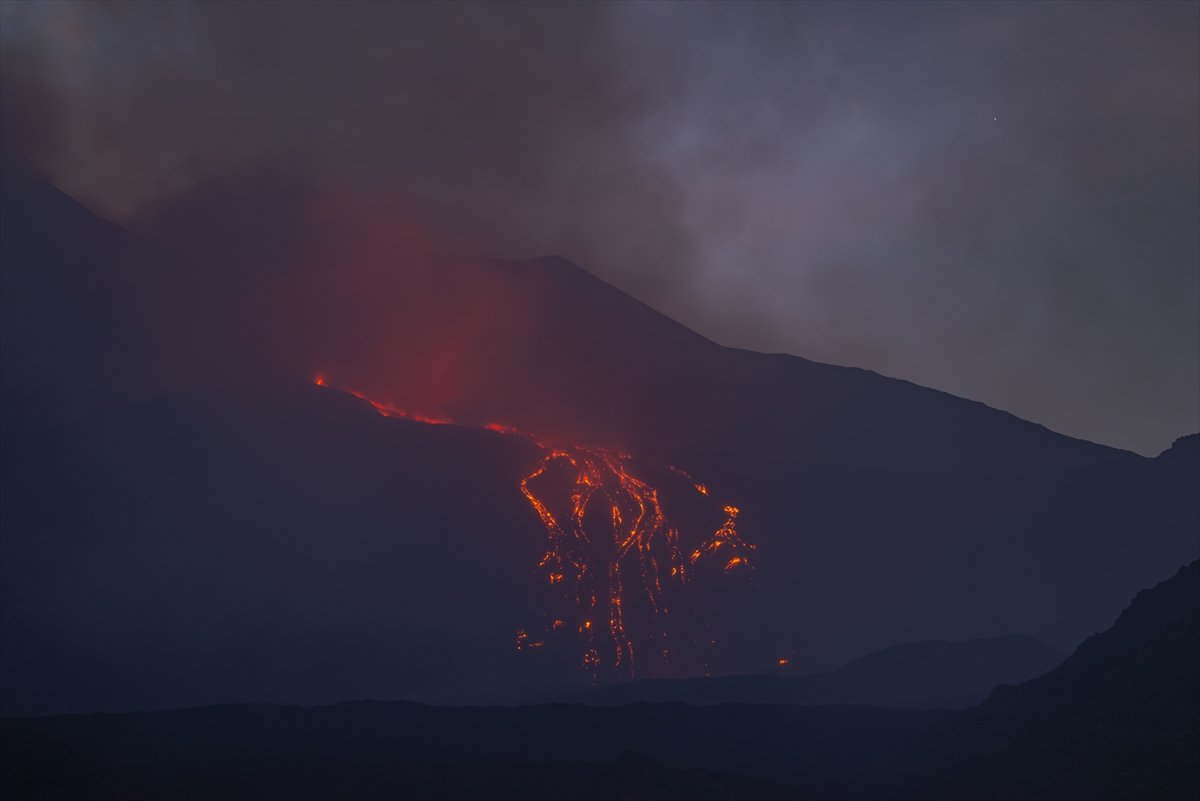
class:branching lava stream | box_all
[314,376,756,679]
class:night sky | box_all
[1,0,1196,454]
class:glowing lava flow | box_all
[314,376,755,678]
[519,447,758,677]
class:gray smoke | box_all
[1,0,1196,454]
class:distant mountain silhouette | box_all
[1157,433,1200,469]
[913,560,1200,799]
[1,563,1195,799]
[553,634,1065,709]
[2,157,1197,713]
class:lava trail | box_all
[315,376,756,679]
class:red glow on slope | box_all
[337,385,455,426]
[314,376,755,678]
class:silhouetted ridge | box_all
[1157,432,1200,466]
[919,560,1200,799]
[556,634,1065,709]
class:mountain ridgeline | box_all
[1,157,1198,714]
[914,559,1200,799]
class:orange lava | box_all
[518,445,757,677]
[314,375,755,678]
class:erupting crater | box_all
[314,376,757,679]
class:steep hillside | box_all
[918,561,1200,799]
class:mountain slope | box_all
[1,159,1196,714]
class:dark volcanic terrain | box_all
[2,158,1198,715]
[3,561,1195,800]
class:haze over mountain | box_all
[4,1,1196,457]
[1,159,1197,715]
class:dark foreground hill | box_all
[912,559,1200,800]
[0,702,946,800]
[554,634,1065,708]
[2,562,1196,800]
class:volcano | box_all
[1,158,1197,715]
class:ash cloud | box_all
[1,1,1196,454]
